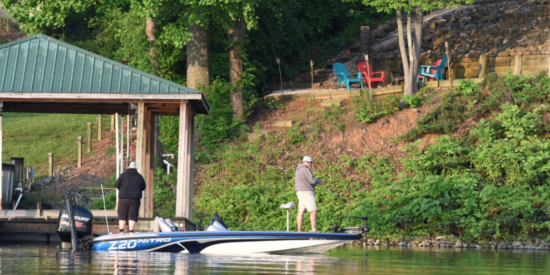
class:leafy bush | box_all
[457,79,480,95]
[286,123,305,144]
[92,191,116,210]
[401,94,423,108]
[354,95,400,123]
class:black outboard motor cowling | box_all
[56,204,93,249]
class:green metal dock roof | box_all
[0,34,209,114]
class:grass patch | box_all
[2,113,112,177]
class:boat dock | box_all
[0,209,194,243]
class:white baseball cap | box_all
[302,156,313,162]
[129,161,137,169]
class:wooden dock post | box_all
[0,115,3,210]
[445,42,452,86]
[98,115,102,141]
[176,101,195,219]
[365,54,372,97]
[514,55,522,75]
[77,136,82,168]
[547,38,550,77]
[87,122,92,152]
[479,54,487,78]
[48,153,53,178]
[310,60,314,102]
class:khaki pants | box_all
[297,191,317,212]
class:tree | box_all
[131,0,164,76]
[228,11,246,120]
[0,0,94,35]
[353,0,473,95]
[195,0,259,120]
[186,9,211,90]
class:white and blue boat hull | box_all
[91,231,362,254]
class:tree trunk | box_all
[406,12,415,95]
[146,18,161,164]
[412,8,423,94]
[187,15,210,90]
[228,13,246,120]
[396,9,411,95]
[146,18,158,76]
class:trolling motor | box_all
[329,216,369,234]
[330,216,369,256]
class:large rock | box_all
[259,129,274,137]
[273,121,296,127]
[287,112,307,121]
[247,133,265,143]
[321,98,344,107]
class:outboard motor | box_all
[56,204,93,249]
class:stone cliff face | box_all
[370,0,550,60]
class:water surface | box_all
[0,244,548,274]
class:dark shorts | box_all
[118,198,141,222]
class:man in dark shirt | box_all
[116,161,146,233]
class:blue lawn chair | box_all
[417,54,448,83]
[333,62,363,91]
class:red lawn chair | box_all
[357,62,386,89]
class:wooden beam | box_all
[478,55,487,78]
[98,114,102,140]
[176,101,194,219]
[0,115,2,210]
[137,102,147,218]
[148,108,179,113]
[1,102,131,114]
[187,107,195,218]
[144,107,155,218]
[147,103,180,108]
[0,209,118,219]
[151,111,179,116]
[0,92,203,102]
[514,55,522,75]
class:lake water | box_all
[0,244,549,274]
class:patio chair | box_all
[417,54,448,83]
[357,62,386,89]
[390,71,405,86]
[333,62,363,91]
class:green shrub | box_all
[92,191,116,210]
[353,94,406,124]
[401,94,423,108]
[286,123,304,144]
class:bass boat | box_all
[57,203,368,254]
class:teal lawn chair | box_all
[417,54,448,83]
[333,62,363,91]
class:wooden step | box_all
[247,133,265,143]
[273,120,297,127]
[321,98,344,107]
[289,83,323,89]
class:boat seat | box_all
[165,218,180,231]
[280,201,295,209]
[206,220,229,232]
[156,217,173,232]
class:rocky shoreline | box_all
[348,236,550,250]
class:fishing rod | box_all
[317,185,369,211]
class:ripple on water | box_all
[0,244,549,274]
